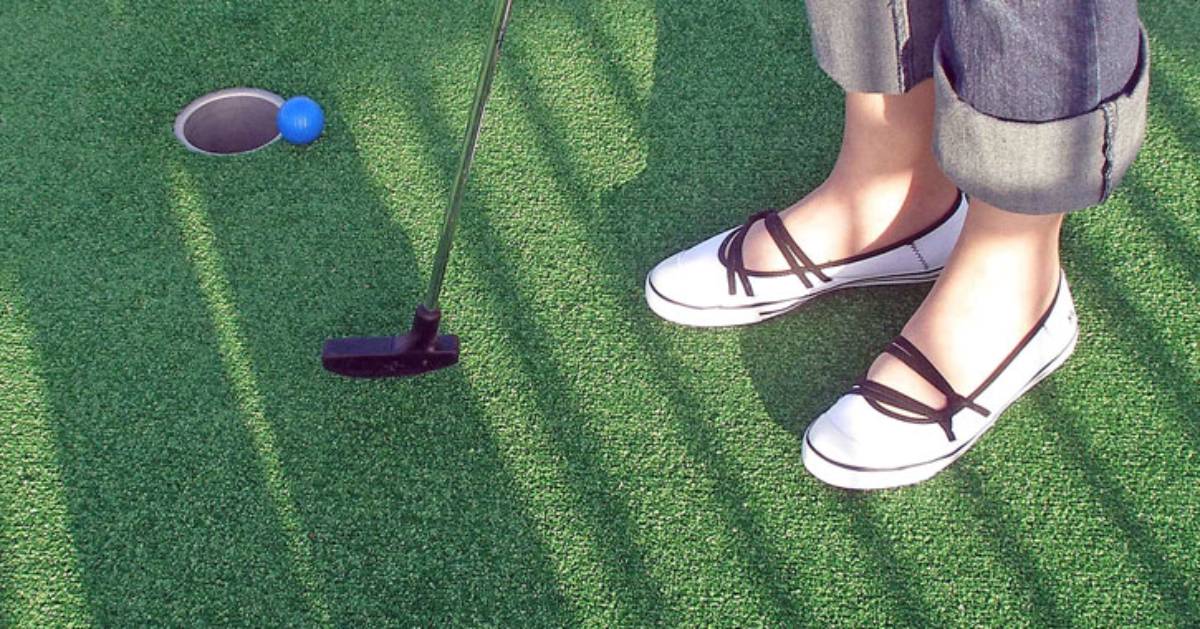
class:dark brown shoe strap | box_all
[850,336,990,441]
[720,210,831,297]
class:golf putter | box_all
[322,0,514,378]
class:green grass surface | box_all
[2,0,1197,625]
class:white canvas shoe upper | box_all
[802,271,1079,490]
[645,194,968,326]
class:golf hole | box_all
[174,87,283,156]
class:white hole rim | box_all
[173,87,284,157]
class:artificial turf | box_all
[1,0,1197,625]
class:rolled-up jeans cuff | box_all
[933,26,1150,215]
[805,0,941,94]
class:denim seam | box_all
[1100,101,1117,202]
[889,0,910,91]
[932,27,1148,214]
[1087,0,1103,108]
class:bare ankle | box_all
[824,81,958,224]
[953,199,1064,293]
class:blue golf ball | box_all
[277,96,325,145]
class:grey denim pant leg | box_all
[935,2,1149,213]
[802,0,1149,214]
[804,0,943,93]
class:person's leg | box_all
[802,0,1149,489]
[866,0,1149,408]
[740,83,959,271]
[644,1,960,327]
[737,1,954,271]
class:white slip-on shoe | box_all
[802,271,1079,490]
[645,193,968,327]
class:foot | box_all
[646,82,968,326]
[741,81,956,272]
[644,189,965,326]
[865,200,1065,409]
[802,200,1076,489]
[736,171,958,274]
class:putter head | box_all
[322,305,459,378]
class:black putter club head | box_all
[322,305,459,378]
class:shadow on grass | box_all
[1029,382,1200,623]
[387,20,677,624]
[10,0,1196,625]
[478,0,947,623]
[8,2,571,625]
[10,154,315,624]
[1126,59,1200,287]
[944,463,1074,627]
[1064,175,1200,447]
[595,2,951,624]
[736,12,1200,629]
[1049,174,1200,622]
[182,154,573,626]
[502,6,832,625]
[173,20,576,629]
[0,272,92,627]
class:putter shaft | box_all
[425,0,514,311]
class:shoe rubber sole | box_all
[801,327,1079,490]
[645,267,943,328]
